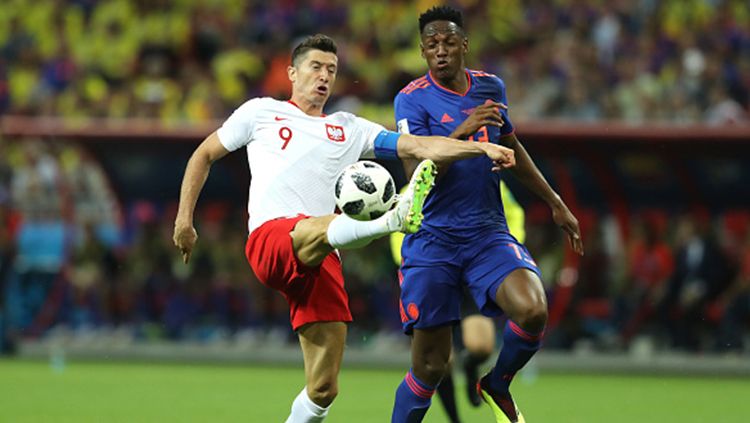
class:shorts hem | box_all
[293,317,353,332]
[403,318,460,335]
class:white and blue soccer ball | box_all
[335,161,396,221]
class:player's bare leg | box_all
[478,268,546,423]
[391,325,452,422]
[286,321,347,422]
[292,160,438,265]
[300,322,346,406]
[411,326,453,387]
[291,215,338,266]
[462,315,495,362]
[291,213,385,265]
[494,269,547,332]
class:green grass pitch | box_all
[1,359,748,422]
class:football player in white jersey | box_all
[173,34,515,423]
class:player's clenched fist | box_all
[480,143,515,171]
[173,223,198,263]
[453,101,507,139]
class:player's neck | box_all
[434,70,468,94]
[289,96,325,117]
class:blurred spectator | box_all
[0,189,16,354]
[716,230,750,352]
[615,214,674,345]
[0,140,12,352]
[5,141,68,337]
[660,214,732,351]
[564,220,617,349]
[706,83,749,125]
[64,223,112,329]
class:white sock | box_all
[285,387,330,423]
[326,213,394,249]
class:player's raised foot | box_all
[386,159,437,234]
[477,373,525,423]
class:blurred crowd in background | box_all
[1,0,749,356]
[1,139,749,355]
[1,0,749,126]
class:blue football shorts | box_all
[398,229,541,334]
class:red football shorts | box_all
[245,215,352,330]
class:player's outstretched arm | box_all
[396,133,515,171]
[173,131,231,263]
[501,133,584,255]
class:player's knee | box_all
[291,219,333,266]
[515,301,548,333]
[308,381,338,407]
[414,357,450,386]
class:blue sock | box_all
[489,320,543,393]
[391,369,435,423]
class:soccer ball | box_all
[335,161,396,221]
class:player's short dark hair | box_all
[291,34,338,66]
[419,6,464,34]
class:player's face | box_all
[420,21,468,80]
[288,49,338,106]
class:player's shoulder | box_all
[397,74,433,98]
[395,76,432,114]
[469,69,505,88]
[251,96,287,109]
[232,96,279,113]
[327,109,382,133]
[327,109,359,125]
[468,69,500,80]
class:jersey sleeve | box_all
[496,77,515,137]
[352,116,388,159]
[216,98,262,151]
[394,92,430,136]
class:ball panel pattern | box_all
[351,172,377,194]
[334,161,396,221]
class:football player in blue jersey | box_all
[390,182,527,423]
[390,6,584,423]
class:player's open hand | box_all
[481,143,515,171]
[551,202,584,255]
[454,100,507,139]
[173,223,198,264]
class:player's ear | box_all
[287,65,297,83]
[419,42,426,59]
[463,37,469,54]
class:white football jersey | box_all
[217,97,386,233]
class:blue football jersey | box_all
[394,69,515,239]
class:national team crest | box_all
[326,124,346,142]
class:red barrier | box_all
[2,115,748,142]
